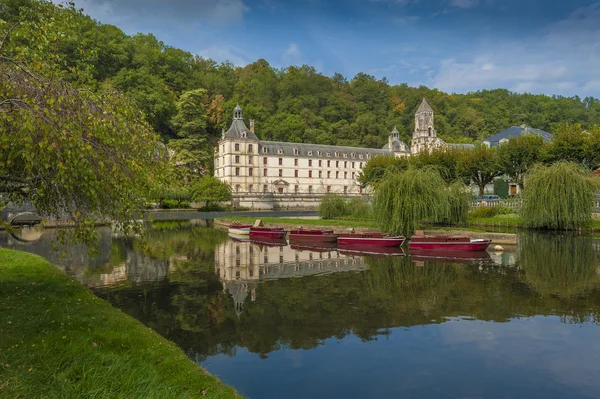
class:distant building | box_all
[214,99,471,195]
[482,126,552,147]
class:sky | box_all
[56,0,600,98]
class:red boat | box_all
[249,226,287,239]
[408,235,491,251]
[289,229,338,243]
[250,237,288,247]
[337,233,406,247]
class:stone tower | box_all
[411,98,442,154]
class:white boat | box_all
[228,223,252,235]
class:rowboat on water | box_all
[288,229,338,243]
[408,235,491,251]
[249,226,287,240]
[228,223,252,235]
[337,233,406,248]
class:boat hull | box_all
[228,227,250,235]
[408,240,491,252]
[289,233,338,243]
[339,246,406,257]
[249,228,286,240]
[338,235,406,247]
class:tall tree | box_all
[458,146,503,197]
[497,135,545,189]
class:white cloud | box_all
[196,44,250,66]
[448,0,479,8]
[429,3,600,97]
[283,43,302,65]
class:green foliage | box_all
[358,155,408,188]
[544,123,600,171]
[521,162,599,230]
[497,134,545,188]
[442,181,472,225]
[458,146,504,197]
[318,193,348,219]
[0,248,240,398]
[191,175,232,205]
[160,200,190,209]
[347,197,372,219]
[373,167,465,235]
[469,206,514,218]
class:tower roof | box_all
[416,98,433,113]
[223,105,258,140]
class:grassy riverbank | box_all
[0,249,240,399]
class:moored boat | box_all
[289,229,338,243]
[249,226,287,240]
[337,233,406,247]
[228,223,252,235]
[408,235,491,251]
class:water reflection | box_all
[2,223,600,398]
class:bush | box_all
[161,200,190,209]
[199,203,225,212]
[469,206,514,218]
[319,194,348,219]
[346,197,372,219]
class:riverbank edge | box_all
[215,217,518,245]
[0,249,241,399]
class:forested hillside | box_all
[4,0,600,158]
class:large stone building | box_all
[214,99,453,195]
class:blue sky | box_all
[60,0,600,97]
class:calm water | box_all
[3,222,600,399]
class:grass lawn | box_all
[0,249,240,399]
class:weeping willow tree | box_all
[318,193,348,219]
[521,162,599,230]
[518,232,599,299]
[373,166,471,236]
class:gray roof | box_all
[416,98,433,114]
[258,140,392,159]
[482,126,552,147]
[448,143,475,150]
[223,118,258,140]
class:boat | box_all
[288,229,338,243]
[408,235,491,251]
[250,237,288,247]
[249,226,287,240]
[228,223,252,235]
[337,233,406,247]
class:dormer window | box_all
[317,151,322,156]
[307,151,313,156]
[326,152,331,157]
[241,132,247,138]
[294,148,299,155]
[351,153,355,158]
[334,152,339,157]
[343,153,348,158]
[263,147,268,153]
[278,148,283,154]
[359,154,363,159]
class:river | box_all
[2,222,600,398]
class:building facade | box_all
[215,99,450,194]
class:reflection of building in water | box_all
[215,239,369,315]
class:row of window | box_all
[223,167,357,180]
[217,156,364,169]
[233,184,358,194]
[223,143,373,160]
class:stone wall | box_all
[232,192,369,211]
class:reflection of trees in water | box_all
[518,233,600,300]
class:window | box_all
[327,185,331,193]
[295,170,298,177]
[279,169,283,177]
[263,169,267,176]
[327,160,331,167]
[249,184,253,193]
[343,153,348,158]
[249,168,253,176]
[344,172,347,179]
[309,171,312,178]
[326,152,331,157]
[248,156,253,164]
[352,162,355,168]
[294,158,298,166]
[235,143,240,151]
[317,151,322,156]
[344,161,347,168]
[351,153,355,158]
[263,147,268,153]
[318,171,322,178]
[263,157,268,165]
[352,172,355,179]
[241,132,246,138]
[235,167,240,176]
[263,184,268,192]
[308,151,313,156]
[360,162,363,168]
[235,184,240,192]
[278,148,283,154]
[216,158,219,166]
[279,158,283,165]
[308,185,313,193]
[327,171,331,178]
[335,152,339,157]
[248,144,253,152]
[309,160,312,167]
[336,171,339,179]
[294,148,299,155]
[319,160,322,167]
[295,185,299,193]
[278,187,284,193]
[336,161,339,167]
[359,154,363,159]
[235,155,240,163]
[222,145,225,152]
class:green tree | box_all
[191,176,232,207]
[458,146,503,197]
[496,134,545,189]
[358,155,408,188]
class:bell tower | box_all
[413,98,435,138]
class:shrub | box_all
[161,200,190,209]
[319,194,348,219]
[199,203,225,212]
[469,205,514,218]
[521,162,598,230]
[347,197,372,219]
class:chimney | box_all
[250,119,255,133]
